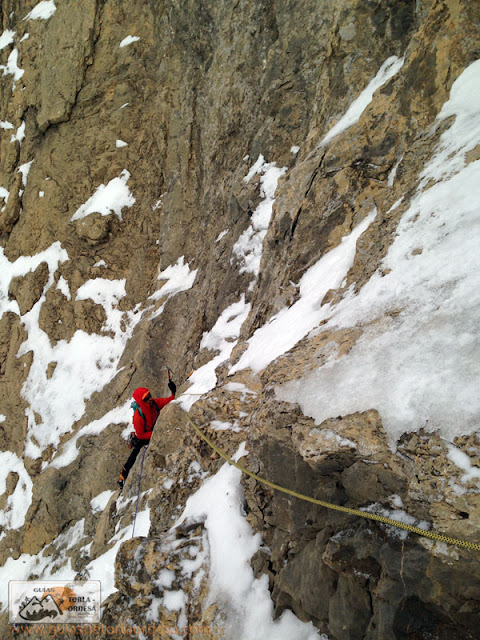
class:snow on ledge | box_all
[319,55,404,147]
[120,35,140,48]
[150,256,198,302]
[23,1,57,21]
[70,170,135,221]
[0,30,15,50]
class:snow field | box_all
[275,60,480,444]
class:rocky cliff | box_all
[1,0,480,638]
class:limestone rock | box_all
[74,213,113,246]
[8,261,49,315]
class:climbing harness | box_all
[132,445,149,538]
[185,414,480,553]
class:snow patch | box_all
[15,268,143,456]
[230,211,376,374]
[24,1,57,21]
[120,35,140,48]
[232,156,287,277]
[18,159,33,186]
[447,446,480,485]
[179,296,251,411]
[10,121,25,144]
[91,490,116,513]
[70,169,135,221]
[215,229,229,243]
[56,275,71,300]
[150,256,198,301]
[0,30,15,50]
[0,49,24,86]
[49,403,130,469]
[320,55,404,147]
[361,502,430,541]
[84,506,150,602]
[0,187,9,208]
[0,451,33,530]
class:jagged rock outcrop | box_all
[1,0,480,639]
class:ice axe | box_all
[165,365,194,387]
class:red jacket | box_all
[132,387,174,440]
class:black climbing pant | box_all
[121,438,149,481]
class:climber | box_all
[117,381,176,490]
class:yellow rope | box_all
[185,414,480,552]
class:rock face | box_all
[1,1,480,639]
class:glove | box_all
[168,379,177,396]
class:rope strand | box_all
[185,414,480,552]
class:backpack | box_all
[131,399,159,433]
